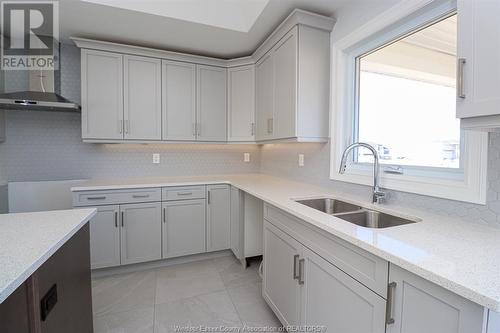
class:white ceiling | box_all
[60,0,350,58]
[79,0,270,33]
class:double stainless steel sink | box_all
[295,198,418,228]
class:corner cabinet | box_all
[197,65,227,142]
[227,65,255,142]
[255,25,330,142]
[457,0,500,130]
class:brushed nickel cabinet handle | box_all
[132,194,150,198]
[125,119,130,134]
[293,254,300,280]
[298,258,305,285]
[176,192,193,196]
[119,120,123,134]
[87,196,106,200]
[163,207,166,223]
[192,123,197,136]
[114,211,118,228]
[457,58,466,99]
[386,282,397,325]
[121,211,124,227]
[250,122,255,136]
[207,190,211,204]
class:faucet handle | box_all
[373,190,386,204]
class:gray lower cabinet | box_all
[206,185,231,251]
[88,205,120,269]
[263,221,302,327]
[162,199,206,258]
[386,265,484,333]
[120,202,162,265]
[301,246,386,333]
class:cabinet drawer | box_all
[264,203,388,298]
[162,186,206,201]
[73,188,161,206]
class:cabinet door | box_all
[457,0,500,118]
[123,55,162,140]
[206,184,230,251]
[263,220,301,327]
[386,265,484,333]
[197,65,227,141]
[120,202,162,265]
[228,65,255,141]
[81,49,123,140]
[88,205,120,269]
[255,53,274,141]
[162,60,197,141]
[230,186,243,259]
[301,247,386,333]
[162,199,206,258]
[273,27,298,139]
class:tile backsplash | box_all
[260,136,500,228]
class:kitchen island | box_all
[0,208,96,332]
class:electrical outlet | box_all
[152,153,160,164]
[244,153,250,162]
[298,154,305,167]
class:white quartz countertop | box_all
[72,174,500,311]
[0,208,96,304]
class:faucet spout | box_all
[338,142,385,204]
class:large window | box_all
[330,1,488,204]
[356,14,460,170]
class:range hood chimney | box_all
[0,47,80,112]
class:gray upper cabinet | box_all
[457,0,500,130]
[162,199,206,258]
[273,28,297,140]
[301,247,386,333]
[88,205,120,269]
[197,65,227,142]
[120,202,162,265]
[386,265,484,333]
[123,55,162,140]
[162,60,197,141]
[227,65,255,142]
[206,184,231,251]
[81,49,123,140]
[255,53,275,141]
[254,25,330,142]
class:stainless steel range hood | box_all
[0,62,81,113]
[0,90,80,112]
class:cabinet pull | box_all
[87,196,106,200]
[119,120,123,134]
[114,211,118,228]
[177,192,193,196]
[267,118,273,134]
[207,190,211,204]
[125,119,130,134]
[250,122,255,136]
[386,282,397,325]
[293,254,300,280]
[132,194,150,198]
[192,123,197,136]
[298,258,305,285]
[121,211,124,227]
[163,207,166,223]
[197,123,201,136]
[457,58,466,99]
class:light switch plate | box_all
[244,153,250,162]
[153,153,160,164]
[298,154,305,167]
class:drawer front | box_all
[73,188,161,206]
[162,185,206,201]
[264,203,388,298]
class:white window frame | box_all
[330,0,488,204]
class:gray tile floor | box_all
[92,255,281,333]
